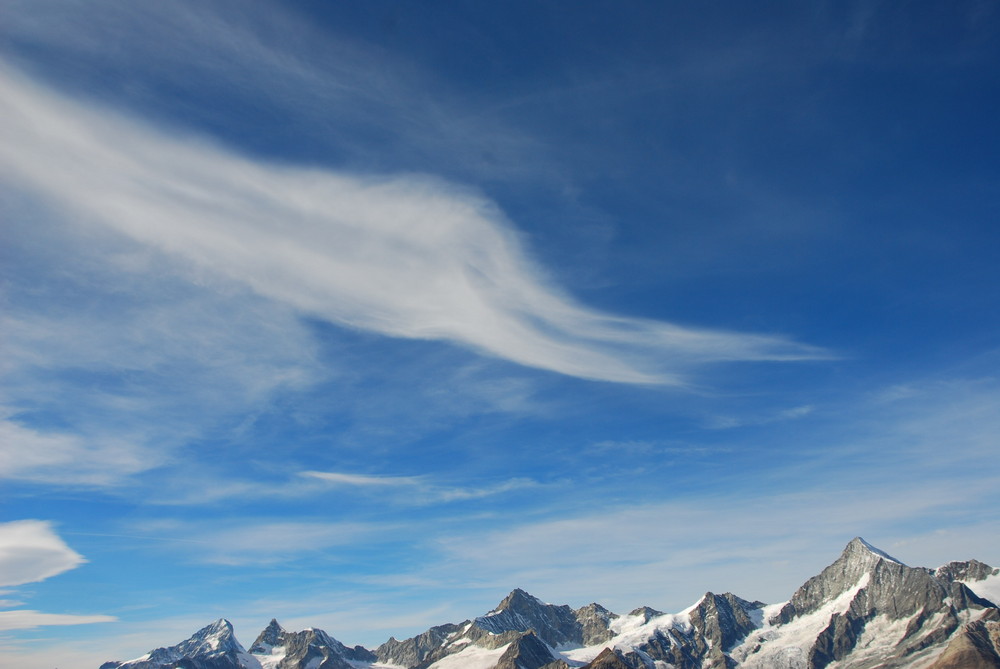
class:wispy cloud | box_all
[300,471,423,487]
[0,63,826,386]
[301,470,540,504]
[0,417,159,486]
[425,477,1000,613]
[116,519,392,567]
[0,610,117,631]
[705,404,815,429]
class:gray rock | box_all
[375,622,467,667]
[473,589,587,648]
[936,559,1000,584]
[575,603,619,646]
[928,609,1000,669]
[494,630,561,669]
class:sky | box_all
[1,1,999,667]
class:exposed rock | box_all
[627,606,664,624]
[580,647,637,669]
[473,588,586,648]
[494,630,561,669]
[936,559,1000,584]
[249,619,284,653]
[575,603,619,646]
[375,622,467,667]
[928,610,1000,669]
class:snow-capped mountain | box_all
[99,619,260,669]
[99,538,1000,669]
[248,618,376,669]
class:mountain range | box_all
[99,538,1000,669]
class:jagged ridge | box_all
[100,538,1000,669]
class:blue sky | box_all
[2,1,999,667]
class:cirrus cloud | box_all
[0,63,827,387]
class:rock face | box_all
[473,588,592,647]
[99,538,1000,669]
[575,603,619,646]
[582,647,634,669]
[732,537,998,669]
[593,592,762,669]
[936,559,1000,588]
[248,619,375,669]
[99,619,259,669]
[928,610,1000,669]
[375,622,467,667]
[493,630,564,669]
[383,588,624,668]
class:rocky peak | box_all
[493,630,561,669]
[688,592,763,652]
[374,621,466,667]
[937,559,999,584]
[249,618,284,652]
[772,537,906,624]
[494,588,545,614]
[98,618,254,669]
[844,536,905,566]
[474,589,584,648]
[173,618,244,656]
[627,606,664,623]
[574,603,618,645]
[580,647,636,669]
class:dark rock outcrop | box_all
[375,622,467,667]
[929,609,1000,669]
[494,630,561,669]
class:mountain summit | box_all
[100,538,1000,669]
[100,618,258,669]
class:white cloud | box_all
[300,471,423,487]
[0,63,826,386]
[0,520,85,587]
[0,610,116,631]
[301,470,540,504]
[0,418,158,485]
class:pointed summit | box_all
[493,588,544,614]
[249,618,285,653]
[473,588,587,648]
[772,538,910,625]
[99,618,255,669]
[844,537,904,565]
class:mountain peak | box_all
[250,618,285,653]
[188,618,240,650]
[844,537,904,565]
[201,618,234,634]
[493,588,543,613]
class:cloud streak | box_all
[0,64,826,386]
[0,610,117,631]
